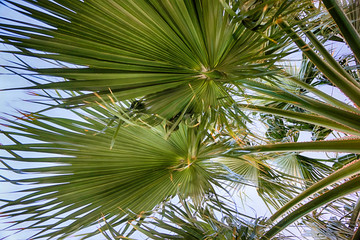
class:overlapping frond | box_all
[100,197,262,240]
[0,0,291,119]
[0,108,226,238]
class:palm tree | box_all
[1,0,360,239]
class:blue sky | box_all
[0,1,357,239]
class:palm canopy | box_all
[1,0,360,239]
[0,106,229,238]
[0,0,290,118]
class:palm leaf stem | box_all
[349,196,360,230]
[261,175,360,239]
[237,103,360,135]
[278,69,360,113]
[267,157,360,223]
[322,0,360,63]
[237,78,360,133]
[276,19,360,107]
[352,225,360,240]
[240,138,360,154]
[299,22,360,88]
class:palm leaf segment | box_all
[1,0,288,118]
[0,108,225,239]
[100,199,262,240]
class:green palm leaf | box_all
[0,108,225,239]
[0,0,291,119]
[216,155,299,209]
[262,175,360,239]
[100,197,261,240]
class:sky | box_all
[0,1,357,239]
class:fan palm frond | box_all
[0,107,226,238]
[0,0,293,120]
[216,155,299,209]
[100,197,263,240]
